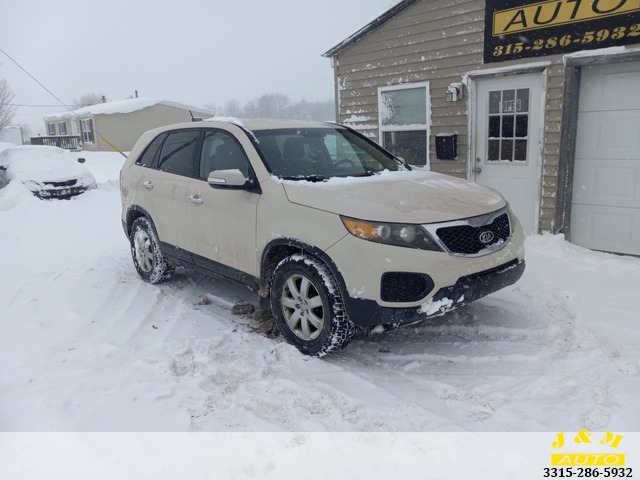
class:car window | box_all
[135,133,167,168]
[198,130,250,180]
[157,130,201,177]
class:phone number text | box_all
[543,467,633,478]
[493,23,640,57]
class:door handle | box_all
[188,194,204,205]
[475,167,482,174]
[142,180,154,190]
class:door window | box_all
[157,130,201,177]
[487,88,529,163]
[198,130,250,180]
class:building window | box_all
[80,119,94,143]
[378,82,430,166]
[487,88,529,162]
[58,122,67,136]
[47,123,57,136]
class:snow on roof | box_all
[45,98,213,120]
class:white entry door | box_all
[475,74,543,235]
[570,61,640,256]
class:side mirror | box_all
[207,169,250,189]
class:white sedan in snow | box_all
[0,145,96,199]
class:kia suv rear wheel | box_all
[130,217,175,284]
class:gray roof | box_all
[322,0,419,57]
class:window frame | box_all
[156,129,203,178]
[198,129,252,181]
[377,81,431,167]
[58,122,67,136]
[80,118,94,143]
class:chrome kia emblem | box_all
[478,231,495,244]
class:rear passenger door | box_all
[187,129,260,277]
[145,129,201,255]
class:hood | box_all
[280,169,506,224]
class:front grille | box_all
[36,186,88,199]
[381,272,434,303]
[436,212,511,255]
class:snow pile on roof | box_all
[45,98,213,120]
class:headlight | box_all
[341,216,442,251]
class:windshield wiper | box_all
[280,175,330,182]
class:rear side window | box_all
[135,133,167,167]
[157,130,201,177]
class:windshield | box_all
[252,127,405,180]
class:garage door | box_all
[570,61,640,256]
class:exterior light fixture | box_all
[446,83,464,102]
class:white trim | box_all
[563,44,640,62]
[463,61,551,82]
[377,81,431,167]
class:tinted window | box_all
[136,133,167,167]
[157,130,201,177]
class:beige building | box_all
[325,0,640,255]
[41,98,213,153]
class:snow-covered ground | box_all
[1,150,639,432]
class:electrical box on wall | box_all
[435,133,457,160]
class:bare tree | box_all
[202,94,334,121]
[72,93,105,109]
[222,98,243,118]
[203,103,218,115]
[243,93,290,119]
[0,78,17,131]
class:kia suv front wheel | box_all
[270,255,356,356]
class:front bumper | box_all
[343,258,525,327]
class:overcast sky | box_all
[1,0,398,133]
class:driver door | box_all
[186,129,260,277]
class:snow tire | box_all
[130,217,174,284]
[271,254,356,356]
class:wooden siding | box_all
[331,0,573,233]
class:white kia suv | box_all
[120,119,525,356]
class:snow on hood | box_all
[280,169,506,223]
[0,145,96,184]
